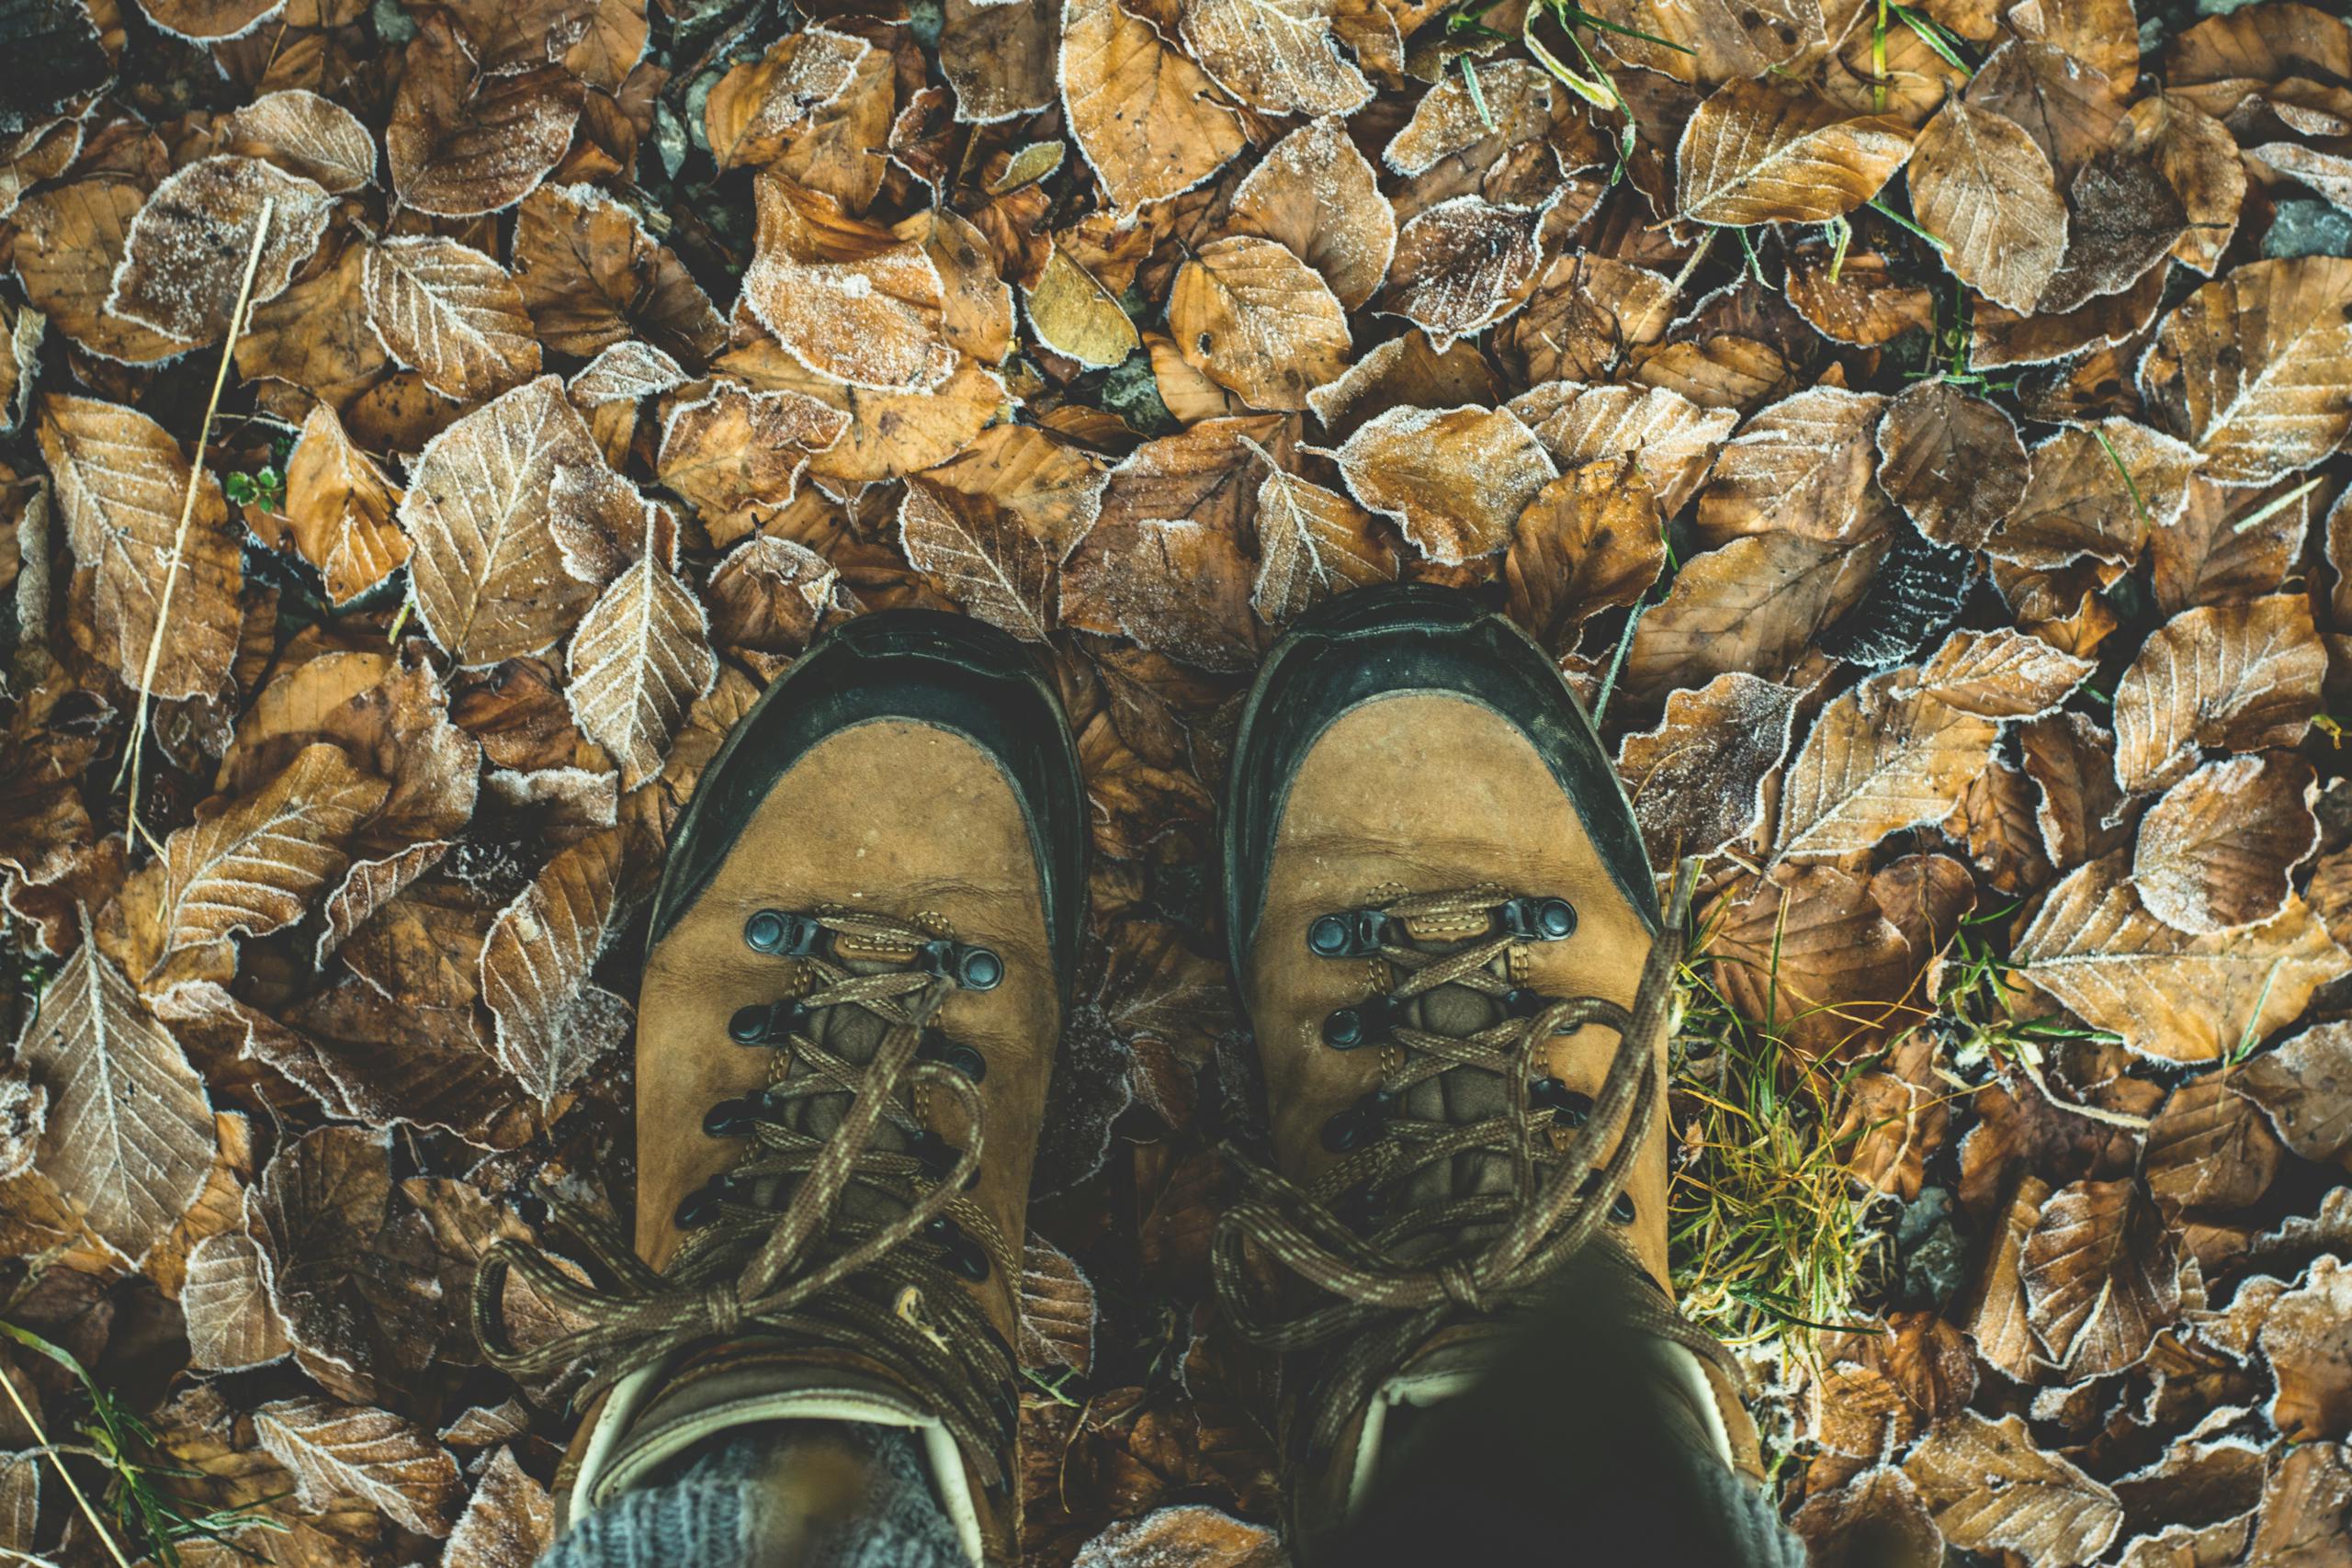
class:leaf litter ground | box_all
[4,0,2352,1563]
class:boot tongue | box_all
[747,955,919,1224]
[1396,966,1516,1216]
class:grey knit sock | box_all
[540,1426,966,1568]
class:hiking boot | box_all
[1212,585,1758,1553]
[479,611,1086,1566]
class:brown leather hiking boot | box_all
[1212,585,1758,1555]
[478,612,1086,1565]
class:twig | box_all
[115,195,277,844]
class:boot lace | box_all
[1212,859,1731,1462]
[474,907,1018,1490]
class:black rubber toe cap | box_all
[649,612,1088,1003]
[1220,585,1657,973]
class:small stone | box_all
[2265,200,2352,262]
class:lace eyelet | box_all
[703,1096,765,1137]
[1530,1077,1593,1127]
[674,1179,730,1229]
[1306,908,1395,958]
[926,1215,991,1281]
[910,1130,977,1188]
[729,999,809,1046]
[919,1034,988,1082]
[1321,1092,1390,1152]
[1576,1170,1636,1224]
[1498,897,1577,942]
[917,940,1003,990]
[1322,993,1404,1050]
[744,909,823,955]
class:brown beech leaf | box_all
[1904,1411,2124,1560]
[1703,864,1918,1058]
[1170,236,1351,413]
[656,379,848,544]
[2132,752,2318,935]
[1060,416,1280,672]
[2117,94,2244,276]
[1250,457,1392,626]
[250,1124,445,1403]
[445,1448,554,1568]
[1308,330,1498,439]
[1179,0,1369,117]
[254,1395,461,1539]
[399,376,626,670]
[2145,1073,2282,1212]
[386,19,582,219]
[2034,150,2186,318]
[2111,595,2324,796]
[1025,244,1140,369]
[38,391,242,699]
[1623,525,1890,703]
[1786,250,1939,347]
[919,423,1108,564]
[1502,457,1663,656]
[361,236,540,405]
[1379,197,1553,350]
[2014,855,2348,1064]
[1772,668,1999,863]
[704,27,868,170]
[1617,672,1799,863]
[1696,386,1887,547]
[717,335,1007,486]
[12,177,198,366]
[2138,257,2352,487]
[220,88,376,193]
[1017,1234,1097,1374]
[135,0,282,41]
[481,825,630,1108]
[899,207,1014,366]
[1229,117,1395,310]
[512,184,729,370]
[106,155,333,344]
[1790,1466,1942,1568]
[1060,0,1245,214]
[2238,1438,2352,1565]
[12,931,215,1265]
[2020,1176,2180,1376]
[1988,418,2202,570]
[1069,1504,1284,1567]
[1905,98,2070,313]
[2257,1256,2352,1443]
[1674,80,1913,226]
[141,743,387,970]
[1329,403,1555,565]
[1894,626,2094,719]
[284,402,407,607]
[2155,473,2330,616]
[1507,382,1734,517]
[2231,1021,2352,1165]
[743,175,955,392]
[1958,1172,2052,1379]
[899,480,1057,642]
[1874,379,2029,551]
[571,341,689,408]
[1495,252,1674,389]
[566,511,717,789]
[939,0,1056,123]
[1964,38,2122,179]
[1812,1313,1978,1456]
[183,1227,291,1371]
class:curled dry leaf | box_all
[445,1447,555,1568]
[2138,256,2352,487]
[2257,1255,2352,1443]
[718,336,1008,486]
[2132,752,2318,936]
[362,236,541,405]
[899,479,1058,642]
[1812,1313,1978,1457]
[37,391,242,699]
[1873,380,2030,552]
[107,155,333,344]
[1989,419,2202,571]
[1178,0,1369,118]
[183,1227,291,1371]
[1623,525,1890,703]
[1497,253,1675,388]
[2014,855,2348,1064]
[1790,1466,1942,1568]
[1025,244,1140,369]
[284,401,407,607]
[1905,98,2070,313]
[2020,1176,2181,1377]
[1229,117,1395,310]
[1380,196,1553,351]
[2144,1074,2282,1212]
[571,341,689,408]
[1675,80,1914,226]
[1703,864,1917,1059]
[12,177,198,367]
[2111,594,2324,796]
[1773,667,2000,863]
[220,87,376,193]
[1060,0,1245,214]
[1329,403,1555,565]
[708,536,842,661]
[254,1395,462,1539]
[1696,385,1887,547]
[386,18,582,218]
[1018,1234,1097,1374]
[1617,672,1799,864]
[1502,457,1663,657]
[1896,626,2095,719]
[1250,459,1392,626]
[2116,93,2244,276]
[1786,250,1939,348]
[481,824,630,1108]
[743,175,955,393]
[2231,1020,2352,1165]
[513,184,729,370]
[704,27,869,171]
[656,379,849,543]
[1509,382,1735,517]
[1904,1410,2124,1561]
[1169,236,1352,413]
[11,931,216,1265]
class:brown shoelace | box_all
[473,908,1016,1490]
[1212,859,1732,1462]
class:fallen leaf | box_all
[1496,252,1676,388]
[1786,249,1939,347]
[1025,243,1141,370]
[1018,1234,1097,1374]
[2231,1020,2352,1166]
[183,1227,292,1371]
[2145,1073,2282,1212]
[1250,457,1392,626]
[220,87,377,193]
[1904,1411,2123,1561]
[1170,236,1351,413]
[655,378,848,543]
[1696,385,1888,547]
[899,479,1058,642]
[1229,116,1395,310]
[1790,1466,1942,1568]
[284,401,407,607]
[1379,196,1554,350]
[254,1395,462,1539]
[1069,1503,1284,1567]
[2132,752,2317,936]
[2116,94,2245,276]
[11,177,197,366]
[1328,402,1555,565]
[2021,1176,2181,1376]
[1773,666,1999,863]
[512,183,729,369]
[565,509,716,789]
[1623,525,1889,703]
[2141,256,2352,487]
[743,175,956,393]
[2111,594,2324,796]
[362,236,541,404]
[1502,457,1663,656]
[135,0,282,41]
[1060,0,1246,214]
[481,824,630,1107]
[1874,380,2030,551]
[1895,626,2095,718]
[1617,672,1799,863]
[1179,0,1369,118]
[444,1447,554,1568]
[2021,711,2131,873]
[106,154,333,344]
[1905,98,2071,313]
[1508,381,1736,516]
[11,929,215,1264]
[1704,863,1919,1058]
[1675,80,1914,226]
[386,17,582,218]
[1964,39,2122,180]
[2257,1255,2352,1443]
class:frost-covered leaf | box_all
[12,933,215,1264]
[284,401,407,607]
[512,184,729,370]
[385,17,580,218]
[1061,0,1245,213]
[656,378,848,544]
[1904,1411,2124,1560]
[1018,1234,1097,1374]
[2020,1177,2180,1377]
[2132,753,2317,935]
[1509,381,1736,516]
[481,825,630,1108]
[2111,595,2324,795]
[1697,386,1887,547]
[1624,526,1890,703]
[106,155,332,344]
[444,1448,554,1568]
[1179,0,1369,118]
[1229,118,1395,310]
[1381,196,1553,350]
[362,236,539,404]
[1874,380,2030,551]
[1988,418,2202,571]
[1329,403,1555,566]
[220,88,375,192]
[565,511,717,789]
[899,479,1057,643]
[1250,460,1392,626]
[2232,1021,2352,1166]
[1906,99,2069,313]
[1773,669,1999,863]
[1503,457,1662,656]
[254,1395,461,1539]
[1676,80,1913,226]
[1894,627,2095,719]
[1618,673,1800,865]
[1169,236,1351,413]
[743,175,955,392]
[184,1227,291,1371]
[2138,257,2352,486]
[2256,1256,2352,1444]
